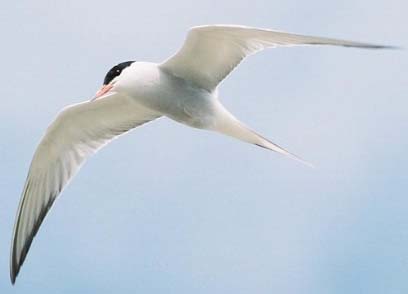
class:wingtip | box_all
[10,268,17,285]
[346,43,402,50]
[366,44,401,50]
[10,226,20,285]
[10,256,19,285]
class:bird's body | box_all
[118,62,218,129]
[10,24,391,284]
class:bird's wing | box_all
[160,24,389,91]
[10,92,160,283]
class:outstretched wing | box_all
[10,92,160,283]
[160,24,389,91]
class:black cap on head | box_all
[103,61,135,85]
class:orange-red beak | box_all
[92,84,114,101]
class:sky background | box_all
[1,0,407,293]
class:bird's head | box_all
[94,61,135,100]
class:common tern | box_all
[10,24,390,284]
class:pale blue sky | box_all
[1,0,407,293]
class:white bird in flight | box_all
[10,24,390,284]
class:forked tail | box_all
[212,105,314,167]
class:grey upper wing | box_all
[160,24,390,91]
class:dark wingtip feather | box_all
[10,266,16,285]
[10,232,22,285]
[10,248,23,285]
[10,246,21,285]
[336,42,401,50]
[308,41,401,50]
[10,191,56,285]
[353,44,401,50]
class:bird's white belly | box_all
[115,62,219,129]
